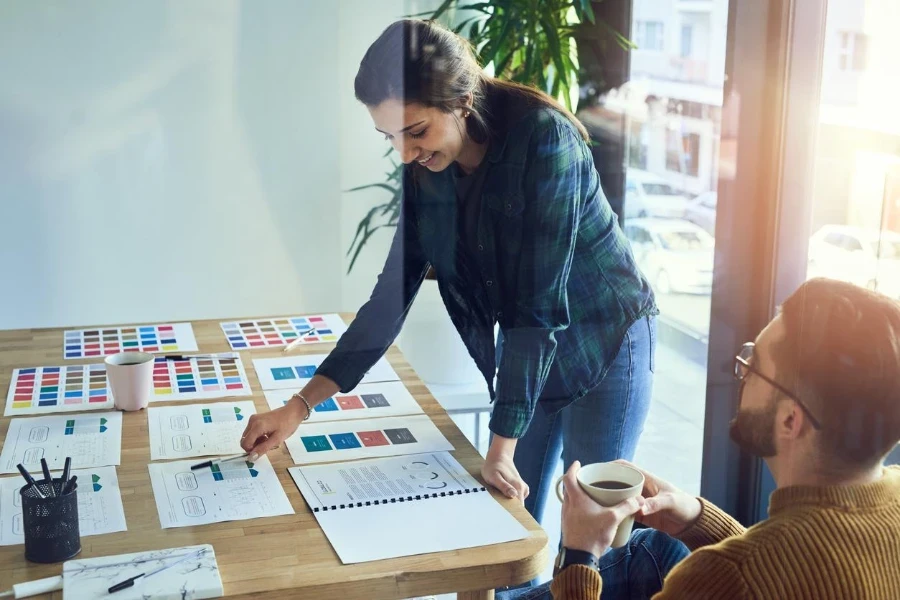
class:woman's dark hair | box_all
[354,19,589,143]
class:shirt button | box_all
[478,244,484,251]
[486,280,493,287]
[497,311,503,318]
[506,203,512,210]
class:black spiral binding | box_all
[313,486,486,512]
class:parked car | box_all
[624,169,691,219]
[807,225,900,299]
[684,191,717,236]
[623,218,715,295]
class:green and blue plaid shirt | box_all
[318,91,657,438]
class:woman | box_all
[240,19,657,526]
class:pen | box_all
[108,549,204,594]
[163,353,238,361]
[39,459,55,498]
[16,465,45,500]
[61,476,77,495]
[282,328,317,353]
[190,453,250,471]
[60,457,72,495]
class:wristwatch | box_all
[554,547,601,576]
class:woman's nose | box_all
[397,141,419,165]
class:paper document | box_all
[63,322,198,359]
[0,465,126,546]
[289,452,529,563]
[220,314,348,349]
[148,455,294,528]
[252,354,399,390]
[284,415,453,465]
[63,544,223,600]
[264,381,422,423]
[0,412,123,473]
[148,401,256,460]
[150,354,252,402]
[5,364,113,416]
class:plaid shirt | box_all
[318,94,656,438]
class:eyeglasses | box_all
[734,342,822,430]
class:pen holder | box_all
[21,479,81,563]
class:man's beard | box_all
[729,402,778,458]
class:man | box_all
[551,278,900,599]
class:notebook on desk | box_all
[289,452,529,564]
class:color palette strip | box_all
[263,382,423,424]
[210,461,258,482]
[5,364,113,416]
[252,355,400,391]
[219,314,348,350]
[63,322,198,359]
[151,354,252,402]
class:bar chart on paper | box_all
[219,314,348,350]
[62,323,198,359]
[5,364,113,416]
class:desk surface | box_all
[0,315,548,599]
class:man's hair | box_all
[774,278,900,466]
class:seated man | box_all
[550,278,900,599]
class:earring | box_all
[464,111,471,118]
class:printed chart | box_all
[148,401,256,460]
[148,456,294,528]
[151,354,252,402]
[0,411,123,473]
[284,415,453,465]
[264,381,423,423]
[253,354,399,391]
[220,314,348,350]
[63,323,198,359]
[5,364,112,416]
[0,466,127,546]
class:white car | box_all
[684,191,717,236]
[807,225,900,299]
[624,218,715,295]
[624,169,691,219]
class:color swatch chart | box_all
[0,411,122,473]
[284,415,454,465]
[0,466,127,546]
[151,354,252,402]
[5,364,113,416]
[263,381,423,424]
[253,355,400,391]
[220,314,347,350]
[63,322,198,359]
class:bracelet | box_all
[291,392,312,421]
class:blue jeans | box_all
[515,315,656,525]
[499,529,690,600]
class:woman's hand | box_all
[614,460,701,536]
[239,400,306,461]
[482,435,529,502]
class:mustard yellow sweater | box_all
[551,466,900,599]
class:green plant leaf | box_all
[346,182,399,194]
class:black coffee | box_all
[589,480,631,490]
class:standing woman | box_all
[240,19,657,525]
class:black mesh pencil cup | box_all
[21,479,81,563]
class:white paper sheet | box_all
[0,465,127,546]
[148,401,256,460]
[252,354,400,390]
[63,322,198,359]
[0,412,123,473]
[63,544,223,600]
[284,415,453,465]
[289,452,528,563]
[148,455,294,528]
[220,313,348,349]
[264,381,423,423]
[149,353,253,402]
[5,364,114,416]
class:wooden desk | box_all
[0,317,548,599]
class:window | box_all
[636,21,665,52]
[680,24,693,58]
[838,31,869,72]
[666,130,701,177]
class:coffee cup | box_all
[555,461,645,548]
[105,351,154,411]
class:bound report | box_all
[289,452,529,563]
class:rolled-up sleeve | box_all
[316,170,430,391]
[489,117,585,438]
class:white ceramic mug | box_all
[105,351,154,411]
[555,462,645,548]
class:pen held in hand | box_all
[281,329,317,353]
[190,453,250,471]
